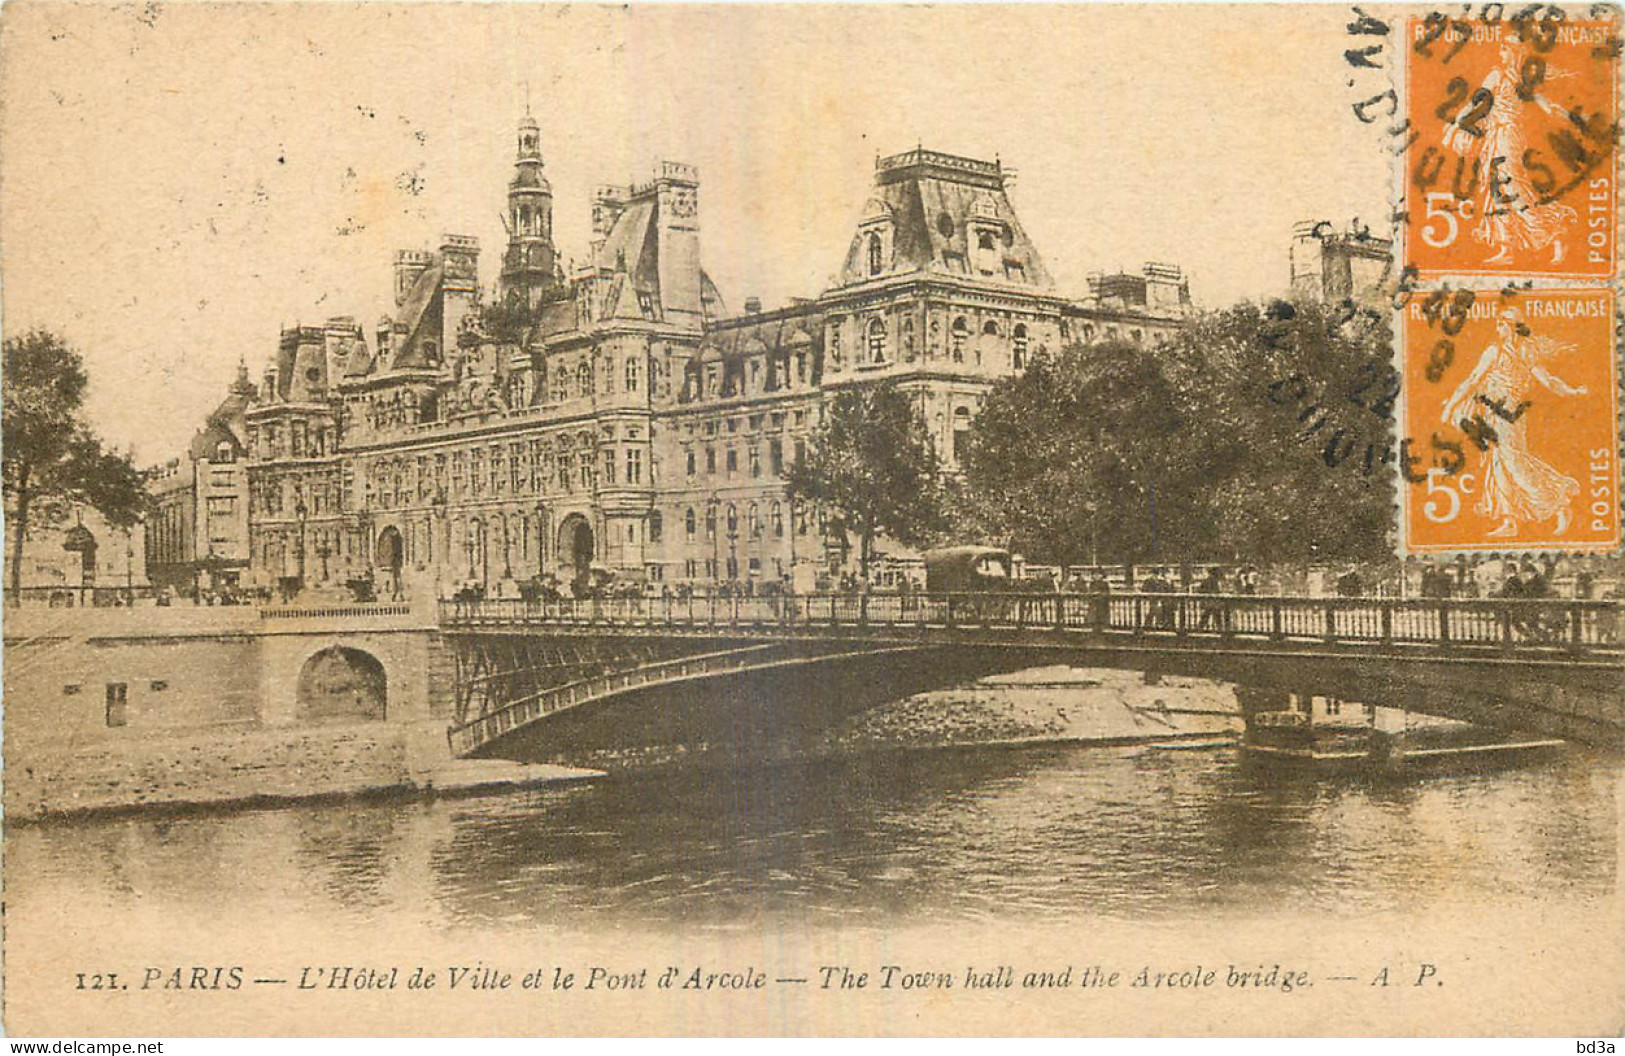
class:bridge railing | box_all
[439,593,1624,653]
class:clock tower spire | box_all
[499,108,560,310]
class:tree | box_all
[959,298,1395,570]
[959,340,1212,568]
[1172,299,1394,563]
[786,383,947,579]
[4,331,148,602]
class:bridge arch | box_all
[296,644,387,722]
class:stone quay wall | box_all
[2,605,468,820]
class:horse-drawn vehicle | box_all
[921,546,1053,623]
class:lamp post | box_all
[501,513,513,580]
[294,493,308,586]
[124,524,135,606]
[705,497,720,591]
[727,504,739,584]
[1085,501,1099,569]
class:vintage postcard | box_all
[2,2,1621,1040]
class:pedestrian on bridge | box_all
[1238,565,1260,595]
[1142,568,1176,630]
[1196,566,1228,632]
[1087,571,1112,629]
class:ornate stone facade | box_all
[235,124,1192,598]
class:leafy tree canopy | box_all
[4,330,148,599]
[959,299,1394,568]
[786,382,948,576]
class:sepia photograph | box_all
[0,1,1620,1039]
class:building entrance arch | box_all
[557,513,594,590]
[296,645,387,721]
[376,526,404,600]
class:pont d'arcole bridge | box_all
[439,592,1625,759]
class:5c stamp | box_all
[1401,286,1619,552]
[1403,11,1619,279]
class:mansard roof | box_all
[187,384,252,459]
[706,302,829,360]
[391,262,445,369]
[837,149,1054,290]
[341,337,374,378]
[572,173,725,330]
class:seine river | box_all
[8,707,1618,932]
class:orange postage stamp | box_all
[1402,12,1619,280]
[1402,286,1619,552]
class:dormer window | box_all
[867,233,884,276]
[854,199,894,283]
[970,226,1001,274]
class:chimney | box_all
[393,250,433,308]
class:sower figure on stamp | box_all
[1443,34,1579,266]
[1440,306,1586,539]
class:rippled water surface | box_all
[10,736,1618,932]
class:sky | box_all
[1,3,1392,461]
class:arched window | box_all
[625,356,640,393]
[576,360,591,397]
[952,405,974,464]
[982,319,999,337]
[828,320,843,371]
[685,507,696,542]
[705,505,717,540]
[867,318,886,364]
[771,501,784,538]
[867,232,884,276]
[902,317,915,360]
[1082,323,1097,342]
[1012,323,1029,369]
[726,504,738,537]
[950,317,969,362]
[978,231,996,252]
[747,503,759,539]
